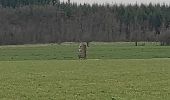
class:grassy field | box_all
[0,59,170,100]
[0,42,170,61]
[0,42,170,100]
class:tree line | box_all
[0,0,59,8]
[0,1,170,45]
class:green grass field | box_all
[0,42,170,61]
[0,42,170,100]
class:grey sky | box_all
[61,0,170,5]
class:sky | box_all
[61,0,170,5]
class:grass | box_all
[0,59,170,100]
[0,42,170,61]
[0,42,170,100]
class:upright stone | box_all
[78,42,87,59]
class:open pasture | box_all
[0,42,170,61]
[0,59,170,100]
[0,42,170,100]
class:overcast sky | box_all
[61,0,170,5]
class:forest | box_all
[0,0,170,45]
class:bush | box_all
[159,30,170,46]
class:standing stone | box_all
[78,42,87,59]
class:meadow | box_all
[0,42,170,100]
[0,42,170,61]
